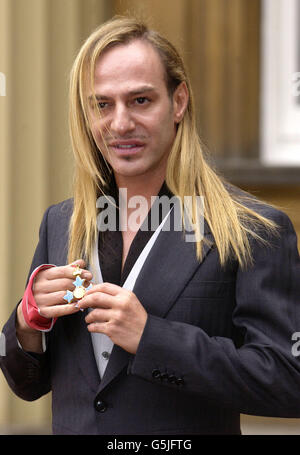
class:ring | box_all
[63,265,92,304]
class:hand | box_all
[32,259,93,319]
[78,283,148,354]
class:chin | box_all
[115,168,150,179]
[112,161,154,179]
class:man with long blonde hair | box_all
[1,16,300,435]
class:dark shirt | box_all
[99,181,173,286]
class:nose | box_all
[110,104,135,136]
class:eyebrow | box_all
[88,85,156,101]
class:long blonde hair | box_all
[68,15,276,269]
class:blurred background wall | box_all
[0,0,299,434]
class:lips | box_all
[115,144,140,149]
[108,140,145,155]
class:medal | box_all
[63,265,92,304]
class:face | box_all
[87,39,188,184]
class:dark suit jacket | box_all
[1,197,300,435]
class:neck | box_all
[113,169,166,233]
[114,170,166,201]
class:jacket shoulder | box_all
[42,199,74,266]
[45,198,73,229]
[226,183,293,226]
[47,198,74,217]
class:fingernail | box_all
[71,259,84,266]
[74,302,84,312]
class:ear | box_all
[172,81,189,123]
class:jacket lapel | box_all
[133,223,214,319]
[97,210,214,394]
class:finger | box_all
[70,259,86,268]
[36,277,76,294]
[36,290,73,307]
[45,262,93,282]
[85,282,122,297]
[37,276,93,294]
[78,291,116,309]
[85,308,111,324]
[39,303,81,319]
[37,287,91,307]
[69,259,93,281]
[86,322,108,334]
